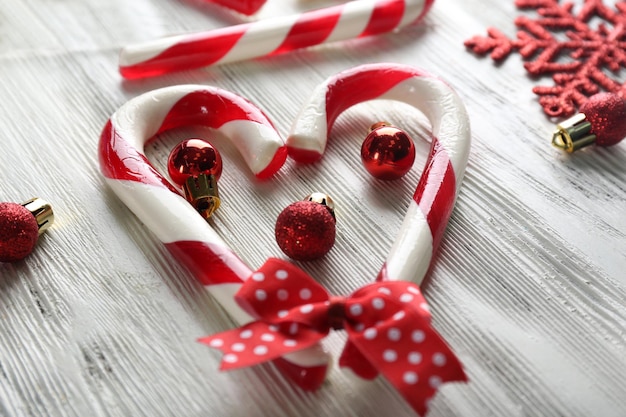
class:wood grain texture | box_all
[1,0,625,416]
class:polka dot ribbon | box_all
[199,258,467,415]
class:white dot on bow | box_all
[378,287,391,295]
[277,310,288,318]
[240,330,253,339]
[400,293,414,303]
[277,289,289,301]
[372,297,385,310]
[275,270,288,280]
[261,333,275,342]
[350,303,363,316]
[255,289,267,301]
[387,328,401,342]
[223,354,238,363]
[300,288,312,300]
[408,286,420,295]
[403,371,419,385]
[364,328,377,340]
[284,340,297,347]
[433,352,447,366]
[254,345,268,355]
[209,339,223,347]
[393,311,406,320]
[251,272,265,282]
[383,349,397,362]
[300,304,314,314]
[408,351,422,365]
[411,330,425,343]
[429,376,442,388]
[231,343,245,352]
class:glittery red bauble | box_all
[167,138,223,185]
[361,124,416,180]
[0,203,39,262]
[581,93,626,147]
[275,201,336,261]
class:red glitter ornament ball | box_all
[361,123,416,180]
[275,201,336,261]
[167,138,223,185]
[581,93,626,147]
[0,203,39,262]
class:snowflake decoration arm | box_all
[465,0,626,117]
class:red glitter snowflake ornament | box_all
[465,0,626,118]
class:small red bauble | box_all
[361,122,416,180]
[167,138,222,219]
[580,93,626,147]
[0,198,54,263]
[275,193,336,261]
[167,138,223,185]
[552,93,626,152]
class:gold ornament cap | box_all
[552,113,596,153]
[183,174,221,220]
[22,198,54,234]
[304,192,335,219]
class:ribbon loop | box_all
[234,258,331,323]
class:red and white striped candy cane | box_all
[119,0,435,79]
[288,63,471,286]
[98,84,330,390]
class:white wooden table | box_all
[1,1,625,416]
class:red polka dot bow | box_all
[199,258,467,415]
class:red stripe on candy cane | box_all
[165,241,250,285]
[120,29,247,79]
[157,89,277,131]
[99,120,179,192]
[363,0,406,35]
[324,67,417,137]
[413,138,457,250]
[272,7,342,55]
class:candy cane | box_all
[98,85,330,390]
[119,0,435,79]
[288,63,471,286]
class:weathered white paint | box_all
[1,1,625,417]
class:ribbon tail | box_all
[348,323,467,416]
[199,321,327,371]
[338,340,379,380]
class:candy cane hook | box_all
[98,85,330,390]
[288,63,471,286]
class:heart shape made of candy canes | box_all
[98,63,471,411]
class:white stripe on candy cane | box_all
[219,15,302,63]
[385,201,433,285]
